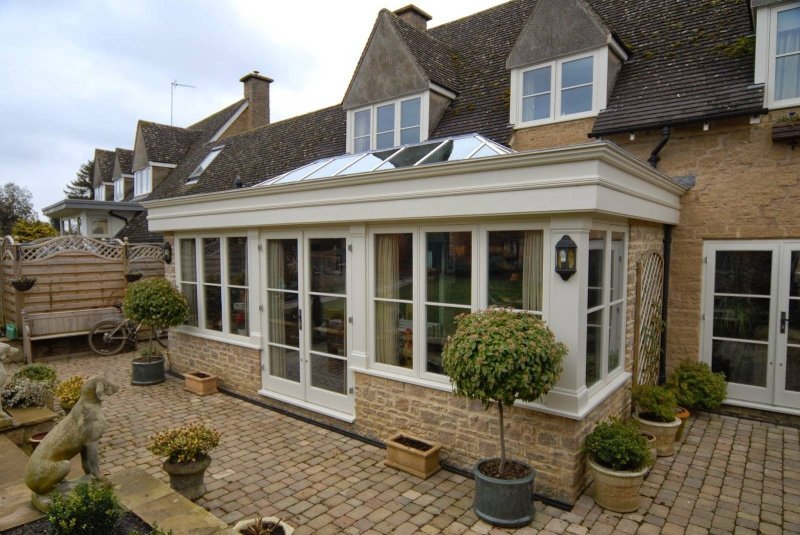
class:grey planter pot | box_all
[473,458,535,528]
[131,356,165,385]
[163,455,211,501]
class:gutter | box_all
[588,107,768,138]
[648,127,671,168]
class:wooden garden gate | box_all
[633,250,664,387]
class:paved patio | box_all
[6,353,799,534]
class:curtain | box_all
[522,231,543,312]
[375,235,400,365]
[268,241,286,377]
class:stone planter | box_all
[163,454,212,501]
[587,458,648,513]
[473,458,535,528]
[640,431,657,469]
[184,371,219,396]
[233,516,295,535]
[385,432,441,479]
[637,415,681,456]
[675,407,690,441]
[131,355,165,385]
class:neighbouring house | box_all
[80,0,798,505]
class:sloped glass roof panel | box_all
[305,153,363,180]
[188,147,224,181]
[376,141,442,170]
[339,149,399,176]
[472,144,504,159]
[273,158,333,184]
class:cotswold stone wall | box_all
[354,372,630,505]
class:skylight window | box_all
[188,147,224,181]
[257,134,512,187]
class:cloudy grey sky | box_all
[0,0,506,217]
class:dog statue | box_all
[25,377,118,511]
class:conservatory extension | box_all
[144,135,685,504]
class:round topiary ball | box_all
[123,278,189,331]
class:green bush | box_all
[0,377,54,408]
[666,360,727,409]
[47,481,123,535]
[633,384,677,423]
[11,219,57,242]
[442,308,566,470]
[12,363,56,384]
[583,419,652,472]
[147,422,221,463]
[123,278,188,355]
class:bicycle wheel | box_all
[155,328,169,349]
[88,320,128,356]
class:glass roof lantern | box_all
[256,134,512,187]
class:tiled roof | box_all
[115,148,133,175]
[93,149,115,186]
[138,121,200,165]
[115,211,162,243]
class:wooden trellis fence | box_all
[633,250,664,388]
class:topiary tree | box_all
[123,278,188,356]
[441,308,567,475]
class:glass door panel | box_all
[776,247,800,408]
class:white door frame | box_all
[775,243,800,408]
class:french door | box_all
[703,241,800,411]
[262,232,351,415]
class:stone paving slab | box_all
[5,354,799,534]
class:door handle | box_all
[781,311,789,334]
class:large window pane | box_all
[714,251,772,295]
[228,237,247,286]
[776,55,800,101]
[610,232,625,302]
[180,239,197,283]
[522,66,551,122]
[586,309,603,387]
[561,85,593,116]
[401,98,420,128]
[204,285,222,332]
[487,230,543,311]
[181,283,198,326]
[375,233,413,300]
[608,303,623,372]
[267,291,299,347]
[588,231,606,309]
[426,305,463,375]
[229,288,249,336]
[400,126,421,146]
[523,66,551,95]
[426,232,471,305]
[375,301,413,369]
[522,94,550,122]
[712,340,767,387]
[310,238,346,294]
[202,238,221,284]
[562,56,593,87]
[267,239,298,290]
[376,103,395,150]
[269,347,300,383]
[310,296,346,356]
[787,346,800,392]
[354,109,370,137]
[310,354,346,394]
[713,296,771,341]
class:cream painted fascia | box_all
[145,142,685,232]
[149,161,178,169]
[210,101,249,142]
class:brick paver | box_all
[9,353,799,534]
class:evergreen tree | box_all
[0,183,36,236]
[63,159,94,199]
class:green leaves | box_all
[632,384,677,422]
[123,278,189,330]
[583,419,652,472]
[666,360,727,410]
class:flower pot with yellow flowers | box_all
[53,376,84,415]
[147,422,220,501]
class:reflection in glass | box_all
[310,296,346,356]
[375,302,413,369]
[376,103,395,150]
[228,237,247,286]
[713,296,771,341]
[181,283,198,326]
[426,232,471,306]
[339,149,397,176]
[776,7,800,100]
[180,239,197,283]
[310,238,346,294]
[791,252,800,298]
[202,238,221,284]
[229,288,249,336]
[610,232,625,301]
[790,299,800,344]
[204,285,222,332]
[714,251,772,295]
[426,305,463,375]
[354,109,370,153]
[712,340,767,387]
[588,231,606,309]
[787,346,800,392]
[306,154,363,180]
[377,142,441,170]
[273,159,331,184]
[586,309,602,387]
[609,303,623,372]
[400,98,421,145]
[267,240,298,290]
[268,291,299,347]
[522,66,551,122]
[310,354,346,394]
[487,230,543,311]
[562,56,593,87]
[375,234,413,301]
[269,347,300,383]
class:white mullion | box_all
[221,238,230,335]
[602,232,612,381]
[197,238,207,330]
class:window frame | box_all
[133,166,152,197]
[113,178,125,201]
[187,147,224,183]
[767,2,800,108]
[176,233,252,342]
[347,92,429,154]
[511,47,609,128]
[94,186,105,201]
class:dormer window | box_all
[348,95,426,153]
[94,186,105,201]
[512,48,608,127]
[775,5,800,103]
[134,166,152,197]
[113,177,124,201]
[188,147,224,183]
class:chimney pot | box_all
[393,4,432,31]
[240,71,273,129]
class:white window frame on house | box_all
[346,93,430,153]
[187,146,224,183]
[762,2,800,108]
[133,166,152,197]
[89,217,109,238]
[113,177,125,202]
[94,186,105,201]
[176,233,254,346]
[510,47,609,128]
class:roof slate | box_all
[138,121,200,165]
[93,149,115,186]
[115,148,134,176]
[115,211,162,243]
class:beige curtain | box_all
[522,231,543,311]
[267,241,286,377]
[375,235,400,365]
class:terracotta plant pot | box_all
[637,415,681,456]
[385,432,441,479]
[29,431,48,451]
[163,454,212,501]
[675,407,690,441]
[184,371,219,396]
[588,458,648,513]
[233,516,295,535]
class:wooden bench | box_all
[21,307,122,363]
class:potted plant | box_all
[234,515,294,535]
[633,384,681,457]
[384,432,442,479]
[442,308,566,528]
[123,271,143,283]
[666,360,727,440]
[582,419,652,513]
[147,422,220,501]
[10,277,36,292]
[53,376,84,415]
[773,111,800,144]
[123,278,188,386]
[184,371,219,396]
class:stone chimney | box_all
[240,71,273,129]
[393,5,431,31]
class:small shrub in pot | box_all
[147,422,220,500]
[667,360,727,410]
[12,363,57,385]
[123,277,188,357]
[633,384,681,456]
[54,376,84,413]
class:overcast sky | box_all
[0,0,507,217]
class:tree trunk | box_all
[498,402,506,475]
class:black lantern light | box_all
[162,241,173,264]
[554,235,577,281]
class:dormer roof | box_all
[113,148,133,178]
[92,149,115,187]
[136,121,199,165]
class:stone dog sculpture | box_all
[25,377,118,510]
[0,342,20,429]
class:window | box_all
[133,167,152,197]
[90,218,109,237]
[177,236,249,338]
[61,217,81,236]
[94,186,105,201]
[513,48,607,126]
[113,178,124,201]
[775,6,800,103]
[585,230,625,389]
[188,147,223,181]
[349,95,424,153]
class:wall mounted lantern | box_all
[554,235,577,281]
[162,241,173,264]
